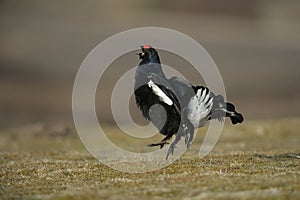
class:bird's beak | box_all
[137,46,146,59]
[137,52,145,59]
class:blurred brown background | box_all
[1,0,300,129]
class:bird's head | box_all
[135,44,166,80]
[137,45,161,64]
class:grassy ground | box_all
[0,119,299,199]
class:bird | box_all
[134,44,243,159]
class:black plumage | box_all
[134,45,243,159]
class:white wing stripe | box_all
[147,80,173,106]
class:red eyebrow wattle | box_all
[143,44,151,49]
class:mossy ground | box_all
[0,119,299,199]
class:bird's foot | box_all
[148,141,169,149]
[184,128,194,148]
[166,142,176,160]
[166,144,175,160]
[184,134,190,146]
[184,134,194,148]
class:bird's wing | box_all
[168,76,214,127]
[168,76,192,99]
[147,73,181,112]
[169,76,201,105]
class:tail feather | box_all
[229,112,244,124]
[225,102,235,111]
[225,103,243,124]
[210,95,244,124]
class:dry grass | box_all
[0,119,299,199]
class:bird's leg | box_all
[166,129,184,160]
[181,109,195,148]
[184,124,190,146]
[185,130,194,148]
[148,134,172,149]
[184,123,194,148]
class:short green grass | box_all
[0,119,299,199]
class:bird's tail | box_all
[224,102,244,124]
[210,94,244,124]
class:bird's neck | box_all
[135,61,167,87]
[138,60,166,74]
[139,54,161,65]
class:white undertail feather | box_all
[187,88,213,127]
[147,80,173,106]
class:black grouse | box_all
[134,45,243,159]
